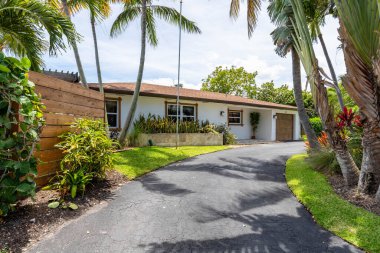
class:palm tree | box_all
[111,0,201,145]
[334,0,380,199]
[304,0,344,110]
[290,0,359,186]
[268,0,320,150]
[47,0,89,87]
[0,0,78,71]
[230,0,262,38]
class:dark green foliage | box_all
[213,124,236,145]
[0,53,44,216]
[133,114,218,134]
[250,112,260,137]
[309,117,323,136]
[307,148,341,174]
[47,119,117,199]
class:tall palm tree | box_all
[0,0,78,71]
[230,0,262,38]
[304,0,344,110]
[290,0,359,186]
[334,0,380,199]
[268,0,320,150]
[47,0,89,87]
[111,0,201,145]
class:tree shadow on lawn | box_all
[139,206,361,253]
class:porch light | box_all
[220,111,225,116]
[273,114,278,120]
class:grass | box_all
[286,154,380,252]
[113,146,229,180]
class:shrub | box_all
[309,117,323,136]
[48,119,117,199]
[0,54,44,216]
[307,148,341,174]
[214,124,236,145]
[250,112,260,138]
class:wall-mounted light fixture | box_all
[273,114,278,120]
[220,111,225,116]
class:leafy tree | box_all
[257,82,294,105]
[201,66,258,98]
[111,0,201,145]
[0,0,78,71]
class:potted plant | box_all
[250,112,260,139]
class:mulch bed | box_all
[0,170,128,253]
[328,174,380,216]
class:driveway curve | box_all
[30,142,361,253]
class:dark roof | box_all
[89,82,297,110]
[42,69,80,83]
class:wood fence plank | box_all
[30,71,104,100]
[37,85,104,110]
[41,99,104,118]
[39,137,62,150]
[37,160,60,177]
[40,125,71,138]
[35,149,64,163]
[44,113,76,126]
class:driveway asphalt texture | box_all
[30,142,362,253]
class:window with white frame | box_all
[106,99,119,128]
[228,110,242,125]
[167,103,196,122]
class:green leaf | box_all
[0,65,11,73]
[48,201,60,209]
[21,58,31,69]
[68,203,78,210]
[16,182,35,193]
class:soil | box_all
[328,174,380,216]
[0,170,128,253]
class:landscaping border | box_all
[286,154,380,253]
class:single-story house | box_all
[89,83,301,141]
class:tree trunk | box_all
[314,67,359,187]
[318,32,344,111]
[118,0,147,145]
[61,0,88,88]
[291,48,320,150]
[90,12,108,131]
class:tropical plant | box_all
[55,118,117,178]
[214,124,236,145]
[290,0,359,186]
[335,0,380,199]
[0,0,78,71]
[267,0,320,150]
[309,117,323,136]
[230,0,262,38]
[201,66,258,98]
[0,54,44,216]
[111,0,201,145]
[249,112,260,138]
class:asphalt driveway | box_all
[29,142,361,253]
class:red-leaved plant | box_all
[336,106,363,129]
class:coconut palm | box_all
[268,0,320,150]
[230,0,262,38]
[290,0,359,186]
[0,0,78,71]
[111,0,201,145]
[334,0,380,199]
[304,0,344,110]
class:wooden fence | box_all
[29,72,104,185]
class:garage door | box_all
[276,114,294,141]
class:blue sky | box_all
[42,0,345,90]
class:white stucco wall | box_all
[106,93,300,141]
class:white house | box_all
[90,83,301,141]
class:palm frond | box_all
[152,5,201,34]
[146,8,157,46]
[110,3,140,37]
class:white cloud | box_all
[42,0,345,90]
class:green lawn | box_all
[113,146,229,180]
[286,154,380,252]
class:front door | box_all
[276,114,294,141]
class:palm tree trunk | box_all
[90,12,108,131]
[291,47,320,150]
[318,32,344,111]
[315,70,359,187]
[118,0,147,145]
[61,0,88,88]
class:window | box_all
[166,103,196,122]
[228,110,242,125]
[106,99,119,128]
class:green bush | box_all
[309,117,323,136]
[307,148,341,174]
[0,54,44,217]
[250,112,260,138]
[48,119,117,199]
[214,124,236,145]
